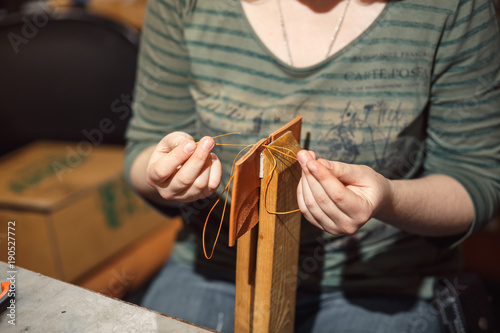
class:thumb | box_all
[161,132,194,149]
[318,159,361,185]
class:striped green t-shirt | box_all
[125,0,500,298]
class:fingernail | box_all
[297,153,308,165]
[184,141,196,154]
[211,153,217,162]
[307,162,318,174]
[202,138,214,151]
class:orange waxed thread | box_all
[202,143,253,259]
[261,145,301,216]
[161,132,303,260]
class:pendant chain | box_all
[277,0,351,66]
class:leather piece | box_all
[229,138,267,247]
[269,116,302,144]
[229,116,302,247]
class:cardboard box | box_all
[77,217,182,299]
[0,141,171,282]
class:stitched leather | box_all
[229,116,302,246]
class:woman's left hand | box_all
[296,150,393,235]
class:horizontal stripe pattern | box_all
[125,0,500,295]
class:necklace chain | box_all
[277,0,351,66]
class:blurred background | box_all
[0,0,499,326]
[0,0,182,306]
[0,0,146,30]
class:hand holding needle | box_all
[160,144,179,152]
[160,133,242,153]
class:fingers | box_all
[148,139,197,185]
[167,153,222,202]
[178,152,221,199]
[300,165,354,234]
[160,131,194,150]
[306,160,363,218]
[296,150,369,235]
[297,151,335,231]
[167,137,215,192]
[148,136,222,201]
[208,153,223,192]
[297,176,325,231]
[180,149,213,196]
[322,159,363,186]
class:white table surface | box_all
[0,261,216,332]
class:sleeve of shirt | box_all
[425,0,500,245]
[123,0,196,185]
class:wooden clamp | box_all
[229,116,302,247]
[232,117,302,333]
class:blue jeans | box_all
[141,260,442,333]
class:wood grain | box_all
[235,226,258,332]
[229,116,302,247]
[234,132,302,333]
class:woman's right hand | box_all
[146,132,222,202]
